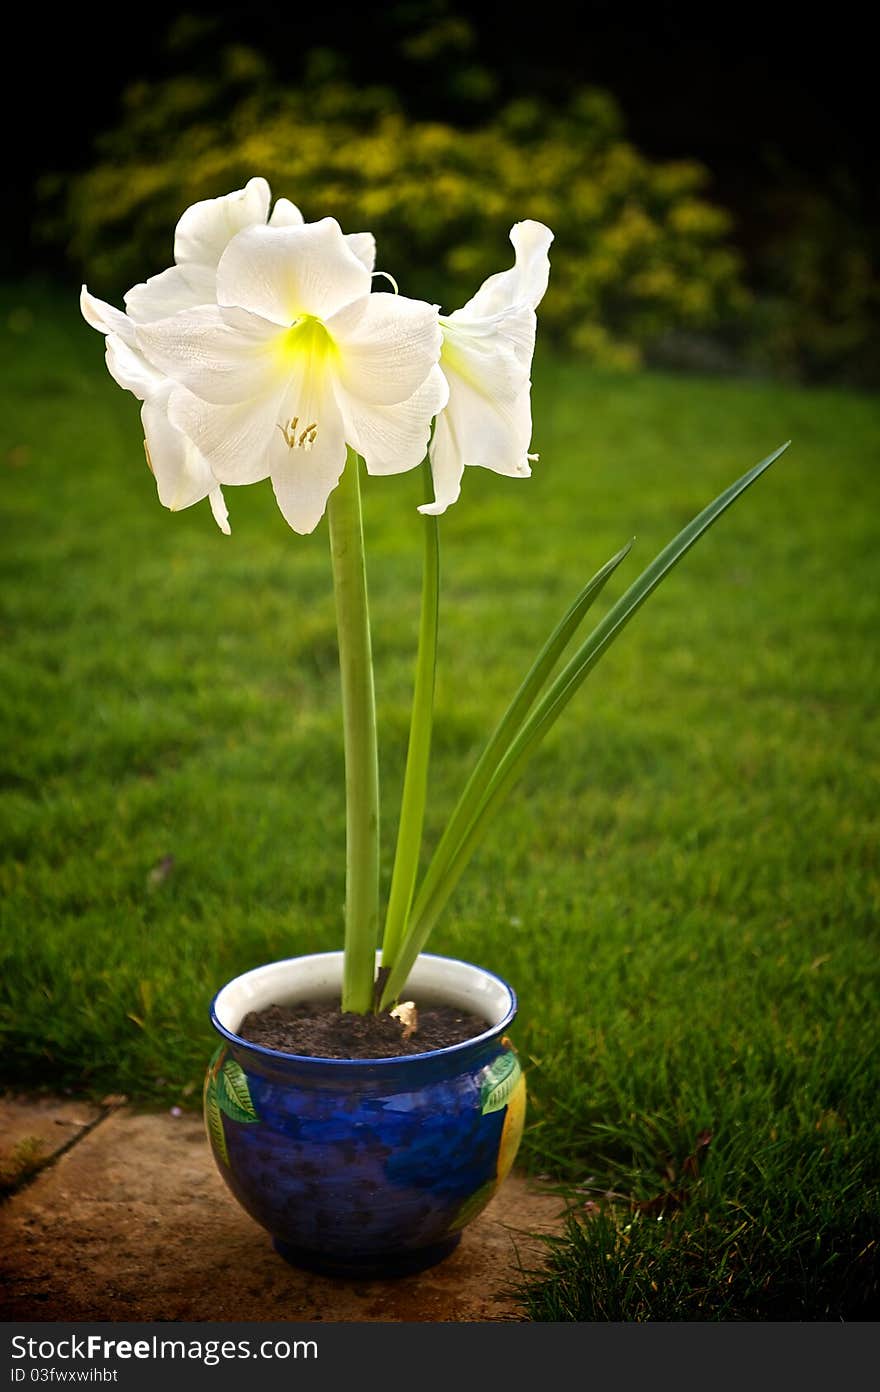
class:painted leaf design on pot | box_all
[446,1051,528,1236]
[205,1086,229,1167]
[217,1058,259,1123]
[480,1050,522,1115]
[203,1046,259,1168]
[203,1052,230,1167]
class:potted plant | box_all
[81,178,786,1275]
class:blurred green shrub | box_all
[748,179,880,388]
[44,46,749,370]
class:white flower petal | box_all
[105,334,164,401]
[460,220,554,318]
[430,238,545,512]
[81,286,137,347]
[136,305,284,405]
[345,232,377,273]
[331,293,442,406]
[440,315,530,407]
[419,409,464,516]
[445,373,537,476]
[342,365,448,476]
[216,220,371,327]
[173,177,271,268]
[208,487,231,535]
[445,302,537,373]
[124,263,217,323]
[141,389,228,531]
[423,357,534,514]
[268,197,305,227]
[270,387,347,534]
[496,305,538,370]
[167,385,286,486]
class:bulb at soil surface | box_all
[390,1001,418,1039]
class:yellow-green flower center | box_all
[440,325,489,396]
[275,315,338,452]
[278,314,336,367]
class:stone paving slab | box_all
[0,1102,568,1322]
[0,1094,103,1190]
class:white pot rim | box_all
[210,951,518,1067]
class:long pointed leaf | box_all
[380,441,789,1007]
[391,538,634,971]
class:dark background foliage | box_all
[6,1,877,383]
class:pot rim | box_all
[209,950,518,1068]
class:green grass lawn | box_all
[2,282,878,1318]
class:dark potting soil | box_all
[237,1001,489,1059]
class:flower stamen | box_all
[278,417,319,450]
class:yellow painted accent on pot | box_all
[496,1070,526,1185]
[445,1062,527,1233]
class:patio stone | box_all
[0,1100,567,1322]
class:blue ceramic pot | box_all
[206,952,525,1276]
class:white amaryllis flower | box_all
[134,218,447,534]
[421,220,554,517]
[80,178,378,533]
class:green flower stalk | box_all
[327,449,380,1013]
[380,460,439,978]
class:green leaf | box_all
[218,1059,259,1123]
[481,1052,523,1115]
[381,441,789,1007]
[483,441,791,787]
